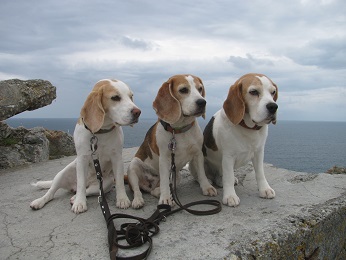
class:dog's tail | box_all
[31,180,53,189]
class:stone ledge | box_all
[0,147,345,259]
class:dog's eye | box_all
[198,86,203,93]
[271,90,276,96]
[111,95,121,101]
[179,87,189,94]
[249,90,259,96]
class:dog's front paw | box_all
[223,194,240,207]
[71,200,87,214]
[30,198,45,210]
[132,197,145,209]
[202,185,218,196]
[259,187,275,199]
[116,196,131,209]
[159,195,175,207]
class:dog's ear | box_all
[196,76,206,98]
[196,76,206,119]
[223,79,245,125]
[153,78,181,124]
[273,82,278,102]
[272,81,278,125]
[81,87,105,133]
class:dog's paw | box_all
[132,197,145,209]
[70,195,76,205]
[223,194,240,207]
[202,185,218,196]
[158,196,175,207]
[259,187,275,199]
[30,198,45,210]
[116,196,131,209]
[71,200,87,214]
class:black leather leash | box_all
[90,130,222,260]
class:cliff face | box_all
[0,79,75,169]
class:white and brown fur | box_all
[30,79,141,214]
[127,74,217,208]
[201,73,278,207]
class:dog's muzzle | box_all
[195,99,206,115]
[266,103,278,115]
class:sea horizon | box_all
[4,117,346,174]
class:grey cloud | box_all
[285,37,346,70]
[1,0,346,121]
[119,36,158,51]
[227,54,274,69]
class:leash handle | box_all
[168,131,222,216]
[169,158,222,216]
[92,128,221,260]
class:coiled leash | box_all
[90,131,222,260]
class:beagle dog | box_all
[201,73,278,207]
[127,74,217,208]
[30,79,141,214]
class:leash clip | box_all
[168,131,177,152]
[90,135,98,154]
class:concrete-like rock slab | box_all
[0,147,345,259]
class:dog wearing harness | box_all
[127,74,217,208]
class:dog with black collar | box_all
[201,73,278,207]
[127,74,217,208]
[30,79,141,214]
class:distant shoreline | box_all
[5,118,346,174]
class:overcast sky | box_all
[1,0,345,121]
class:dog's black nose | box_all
[266,103,278,114]
[196,99,206,108]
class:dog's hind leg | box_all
[127,158,145,209]
[30,160,77,210]
[189,155,217,196]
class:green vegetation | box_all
[0,137,20,146]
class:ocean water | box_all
[5,118,346,174]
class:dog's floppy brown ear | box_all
[196,76,206,119]
[153,79,181,124]
[223,79,245,125]
[196,76,206,98]
[273,82,278,102]
[272,82,278,125]
[80,87,105,133]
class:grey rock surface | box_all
[0,79,56,120]
[0,147,345,259]
[0,122,75,169]
[0,122,49,169]
[45,130,76,159]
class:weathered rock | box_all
[0,122,49,169]
[0,79,56,120]
[0,122,75,169]
[45,130,76,159]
